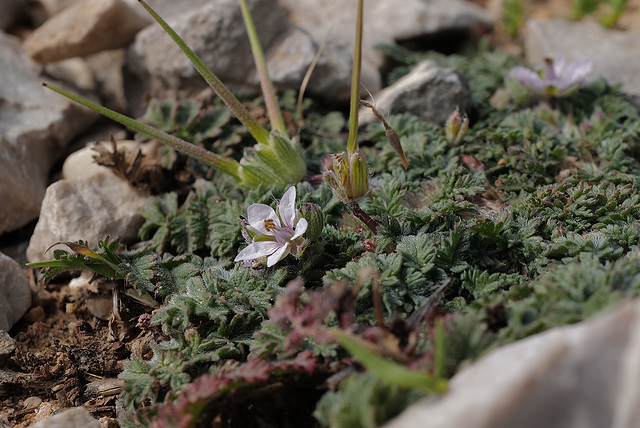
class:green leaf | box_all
[335,333,447,393]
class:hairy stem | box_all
[346,0,364,156]
[348,201,378,234]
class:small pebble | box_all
[24,307,46,324]
[23,396,43,409]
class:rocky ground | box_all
[2,0,640,427]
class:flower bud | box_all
[322,151,370,203]
[299,203,325,240]
[445,108,469,144]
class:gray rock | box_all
[126,0,354,103]
[280,0,494,92]
[0,330,17,367]
[24,0,149,64]
[0,252,32,332]
[26,172,150,263]
[384,298,640,428]
[29,407,99,428]
[359,60,473,127]
[84,49,129,112]
[44,57,96,93]
[524,19,640,96]
[0,0,26,30]
[122,0,211,20]
[0,32,98,235]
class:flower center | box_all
[264,219,277,231]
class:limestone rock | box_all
[43,57,96,92]
[26,172,150,263]
[384,298,640,428]
[25,0,149,63]
[85,49,129,112]
[524,19,640,96]
[359,60,474,127]
[0,31,98,235]
[0,252,32,332]
[126,0,354,102]
[29,407,99,428]
[280,0,493,90]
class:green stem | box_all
[138,0,271,145]
[346,0,364,156]
[239,0,288,138]
[43,83,242,181]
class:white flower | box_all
[235,186,308,267]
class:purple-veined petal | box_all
[558,58,592,88]
[234,240,281,262]
[509,66,545,91]
[291,218,308,240]
[247,203,279,235]
[267,243,291,267]
[290,237,308,258]
[278,186,297,228]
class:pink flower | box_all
[508,57,593,97]
[235,186,308,267]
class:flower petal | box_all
[267,243,291,267]
[557,58,592,90]
[234,241,281,262]
[247,203,279,235]
[278,186,297,228]
[509,66,545,91]
[291,218,308,240]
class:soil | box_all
[3,0,640,426]
[1,274,152,426]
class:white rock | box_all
[384,298,640,428]
[29,407,99,428]
[280,0,493,90]
[0,252,32,332]
[524,19,640,96]
[25,0,149,64]
[126,0,354,102]
[0,31,98,235]
[359,60,473,126]
[26,172,150,263]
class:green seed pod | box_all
[299,203,325,240]
[445,108,469,145]
[323,150,370,203]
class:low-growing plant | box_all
[28,1,640,427]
